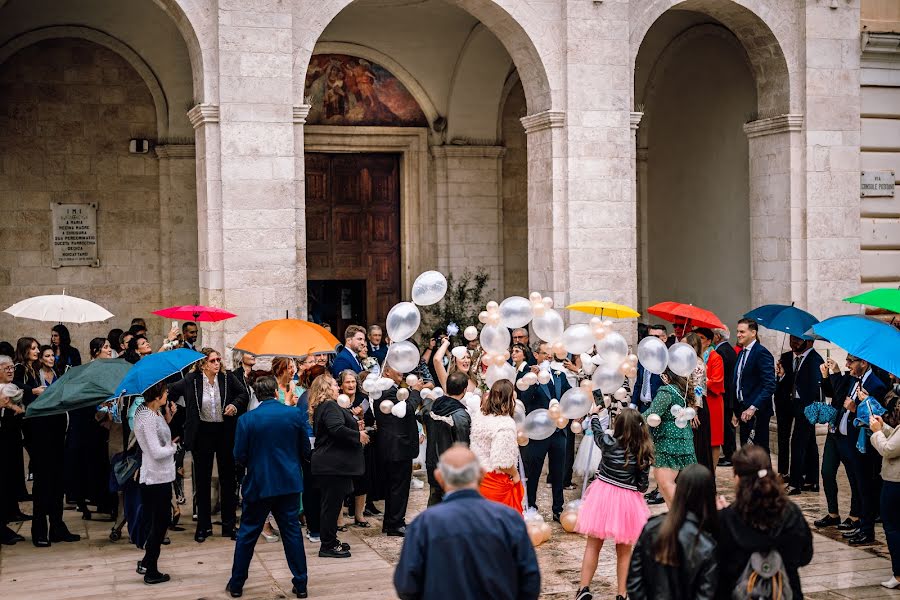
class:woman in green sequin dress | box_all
[647,370,696,506]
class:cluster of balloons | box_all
[514,368,553,392]
[559,499,581,533]
[383,271,449,373]
[524,508,552,547]
[645,402,697,430]
[361,373,396,403]
[636,335,699,379]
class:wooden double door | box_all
[305,153,401,333]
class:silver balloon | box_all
[337,394,352,409]
[682,406,697,420]
[562,324,595,355]
[411,270,448,306]
[523,408,557,440]
[385,302,421,342]
[480,324,510,354]
[532,308,564,343]
[637,336,669,375]
[396,387,410,402]
[668,342,699,377]
[385,340,419,373]
[559,388,593,419]
[514,400,526,425]
[591,360,625,394]
[485,362,516,388]
[499,296,533,329]
[596,332,628,365]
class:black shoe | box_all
[136,561,147,575]
[292,586,309,598]
[646,490,665,505]
[385,526,406,537]
[786,486,802,496]
[553,513,561,523]
[837,519,860,531]
[226,583,243,598]
[194,529,212,543]
[223,527,237,540]
[334,539,351,551]
[814,515,842,528]
[318,543,351,558]
[718,459,732,467]
[802,483,820,492]
[49,530,81,543]
[11,512,32,522]
[143,572,170,585]
[364,503,381,516]
[848,531,875,545]
[575,587,593,600]
[841,528,861,539]
[32,537,51,548]
[643,487,657,499]
[161,537,171,545]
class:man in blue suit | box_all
[330,324,367,378]
[394,445,541,600]
[226,376,312,599]
[733,319,777,454]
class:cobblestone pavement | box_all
[1,454,898,599]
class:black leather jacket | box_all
[627,513,718,600]
[590,417,650,493]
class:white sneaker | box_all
[882,577,900,589]
[306,532,320,543]
[410,478,424,489]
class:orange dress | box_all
[479,472,525,514]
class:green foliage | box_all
[420,268,492,346]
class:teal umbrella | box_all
[25,358,132,418]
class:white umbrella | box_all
[4,293,113,324]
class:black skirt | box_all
[692,400,713,471]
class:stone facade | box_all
[0,0,890,355]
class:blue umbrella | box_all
[807,315,900,378]
[744,304,819,340]
[111,348,205,397]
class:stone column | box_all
[431,145,506,293]
[743,115,805,309]
[293,104,311,320]
[803,2,862,318]
[155,144,198,309]
[632,112,649,314]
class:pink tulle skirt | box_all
[575,479,650,545]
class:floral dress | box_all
[647,384,696,470]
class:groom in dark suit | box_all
[331,325,367,378]
[227,375,312,598]
[734,319,776,453]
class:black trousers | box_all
[825,433,862,518]
[562,428,576,487]
[775,396,793,475]
[192,421,236,532]
[139,483,172,575]
[300,458,320,535]
[427,485,444,507]
[722,401,737,461]
[0,414,23,522]
[26,414,68,539]
[882,481,900,577]
[857,447,883,535]
[788,413,818,488]
[738,409,771,454]
[523,429,565,515]
[382,460,412,531]
[318,475,352,548]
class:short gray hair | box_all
[0,355,11,366]
[714,326,730,341]
[437,452,482,489]
[252,375,278,400]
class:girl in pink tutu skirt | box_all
[575,407,654,600]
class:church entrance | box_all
[305,152,401,333]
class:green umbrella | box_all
[25,358,132,418]
[844,288,900,314]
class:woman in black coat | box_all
[715,445,813,599]
[627,464,718,600]
[50,324,81,376]
[309,373,367,559]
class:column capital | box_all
[743,114,804,138]
[293,104,312,124]
[520,110,565,135]
[154,144,195,159]
[630,111,644,130]
[187,103,220,129]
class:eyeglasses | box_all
[846,358,859,364]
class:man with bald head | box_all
[394,445,541,600]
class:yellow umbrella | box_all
[565,301,641,319]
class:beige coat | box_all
[871,423,900,483]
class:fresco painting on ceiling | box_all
[305,54,427,127]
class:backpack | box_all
[732,550,792,600]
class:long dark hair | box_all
[51,324,72,351]
[14,337,38,377]
[122,334,147,364]
[732,445,788,532]
[107,328,123,352]
[89,337,107,359]
[653,464,718,566]
[613,407,654,470]
[663,368,689,398]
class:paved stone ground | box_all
[1,452,898,599]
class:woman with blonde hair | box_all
[432,337,477,392]
[468,379,523,513]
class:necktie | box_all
[792,355,801,398]
[736,348,748,401]
[641,368,651,401]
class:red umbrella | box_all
[647,301,725,330]
[152,305,237,323]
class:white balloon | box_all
[411,270,448,306]
[516,378,530,392]
[682,406,697,420]
[480,324,511,354]
[451,346,468,360]
[596,332,628,365]
[420,388,433,401]
[522,372,538,386]
[485,363,517,388]
[379,399,394,414]
[514,400,526,424]
[675,416,689,429]
[385,302,421,342]
[559,388,593,419]
[532,308,565,343]
[562,324,595,355]
[391,401,408,419]
[405,374,419,387]
[361,379,375,393]
[591,361,625,394]
[581,360,597,376]
[670,404,684,417]
[370,389,382,401]
[637,336,669,375]
[464,326,478,341]
[523,408,557,440]
[385,340,420,373]
[377,377,395,392]
[432,387,444,398]
[499,296,534,329]
[396,387,410,402]
[613,387,628,401]
[337,394,352,409]
[537,369,551,385]
[646,413,662,427]
[668,343,699,377]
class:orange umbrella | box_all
[233,318,340,359]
